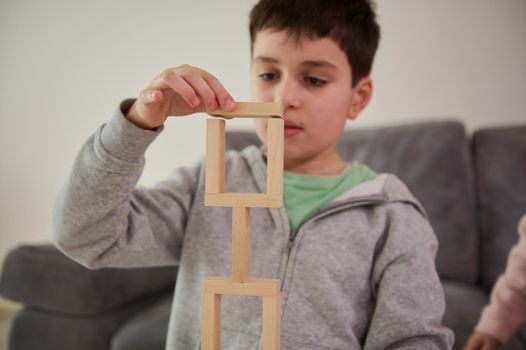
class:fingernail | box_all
[191,98,200,107]
[226,99,235,110]
[149,91,156,100]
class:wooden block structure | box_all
[201,102,284,350]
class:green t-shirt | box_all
[284,162,377,231]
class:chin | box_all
[283,150,309,165]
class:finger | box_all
[203,73,236,111]
[139,89,163,104]
[482,340,497,350]
[464,336,481,350]
[464,339,476,350]
[182,73,219,111]
[150,70,201,108]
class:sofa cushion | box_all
[7,302,139,350]
[0,245,178,315]
[111,293,172,350]
[472,125,526,291]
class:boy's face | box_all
[250,29,372,174]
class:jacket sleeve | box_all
[53,101,202,269]
[363,203,454,350]
[475,215,526,343]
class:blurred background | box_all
[0,0,525,275]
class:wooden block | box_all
[207,102,283,119]
[266,118,284,196]
[206,119,225,194]
[201,292,222,350]
[202,277,279,297]
[205,193,282,208]
[232,207,251,283]
[262,294,281,350]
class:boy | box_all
[54,0,454,349]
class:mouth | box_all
[283,119,303,137]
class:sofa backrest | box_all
[226,120,479,284]
[472,125,526,291]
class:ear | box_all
[348,77,373,120]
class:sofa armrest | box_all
[0,244,177,315]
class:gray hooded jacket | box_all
[54,106,454,350]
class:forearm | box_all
[475,239,526,343]
[53,104,171,268]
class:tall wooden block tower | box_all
[202,102,284,350]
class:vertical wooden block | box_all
[262,294,281,350]
[202,103,284,349]
[266,118,284,196]
[201,292,222,350]
[206,119,225,194]
[232,207,251,283]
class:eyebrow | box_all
[253,56,338,70]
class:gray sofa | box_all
[1,120,525,350]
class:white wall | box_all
[371,1,526,129]
[0,0,525,268]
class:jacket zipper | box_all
[279,195,386,291]
[280,229,295,291]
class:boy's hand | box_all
[126,65,236,129]
[464,332,501,350]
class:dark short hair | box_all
[249,0,380,86]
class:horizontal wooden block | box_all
[205,193,282,208]
[203,277,280,297]
[207,102,283,119]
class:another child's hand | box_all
[464,331,501,350]
[126,65,236,129]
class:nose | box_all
[275,77,300,109]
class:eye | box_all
[304,76,327,87]
[258,72,278,81]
